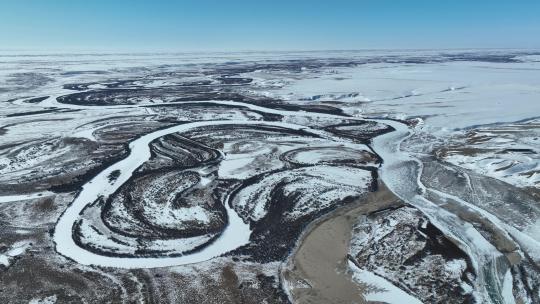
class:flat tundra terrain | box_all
[0,50,539,304]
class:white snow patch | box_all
[502,269,516,304]
[348,261,423,304]
[0,241,31,267]
[28,295,57,304]
[0,192,55,203]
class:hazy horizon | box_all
[1,48,539,56]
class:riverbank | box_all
[282,182,402,304]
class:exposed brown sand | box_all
[282,182,402,304]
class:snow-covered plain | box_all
[1,49,539,303]
[253,57,540,130]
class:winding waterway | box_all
[53,119,355,268]
[49,99,518,303]
[371,119,513,304]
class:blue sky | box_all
[1,0,539,51]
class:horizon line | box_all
[1,47,539,55]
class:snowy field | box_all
[0,49,539,303]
